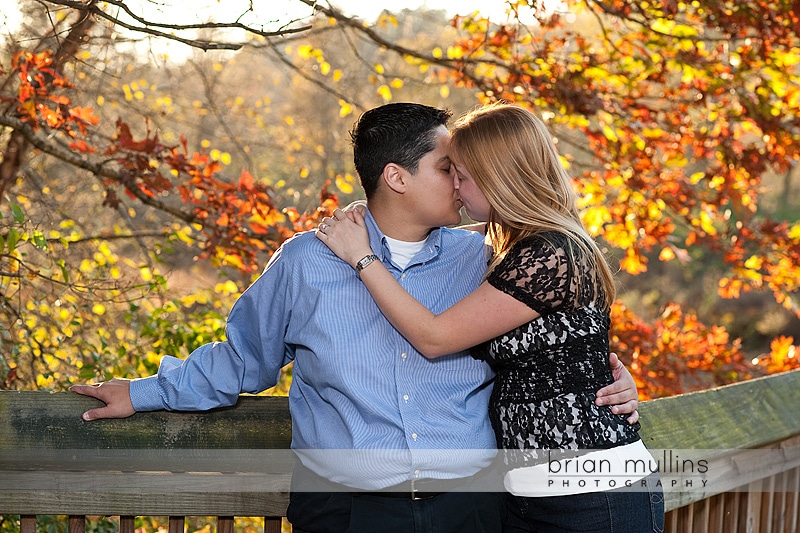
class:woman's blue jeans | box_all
[503,472,665,532]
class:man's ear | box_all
[382,163,408,194]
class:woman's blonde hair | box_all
[450,102,616,309]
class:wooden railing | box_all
[2,368,799,532]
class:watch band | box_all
[355,254,379,275]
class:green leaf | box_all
[6,228,19,252]
[32,230,48,250]
[11,204,24,224]
[58,259,69,283]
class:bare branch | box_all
[47,230,172,245]
[0,115,196,223]
[41,0,313,51]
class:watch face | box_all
[357,255,376,271]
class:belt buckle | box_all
[410,478,427,501]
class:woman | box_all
[316,102,664,532]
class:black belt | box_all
[360,475,477,501]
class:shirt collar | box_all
[364,207,442,269]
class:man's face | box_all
[406,126,463,228]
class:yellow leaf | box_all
[377,85,392,102]
[336,175,354,194]
[92,304,106,316]
[581,206,610,234]
[339,100,353,117]
[620,249,647,275]
[699,210,717,235]
[744,255,763,270]
[690,172,705,184]
[215,280,240,295]
[659,247,675,261]
[602,125,619,143]
[447,46,464,59]
[439,85,450,98]
[222,254,245,269]
[665,154,688,168]
[298,45,314,59]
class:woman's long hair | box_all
[450,102,616,309]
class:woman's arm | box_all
[316,209,539,358]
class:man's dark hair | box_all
[350,103,452,198]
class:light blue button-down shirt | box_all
[130,209,496,488]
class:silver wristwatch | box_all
[355,254,379,275]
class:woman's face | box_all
[453,161,491,223]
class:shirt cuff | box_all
[129,376,166,412]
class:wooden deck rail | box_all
[1,368,799,532]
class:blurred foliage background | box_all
[1,0,799,530]
[0,0,797,439]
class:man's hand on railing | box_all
[595,352,640,425]
[69,378,135,420]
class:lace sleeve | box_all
[486,233,577,314]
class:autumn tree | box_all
[1,0,798,398]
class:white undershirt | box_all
[504,440,654,496]
[384,235,428,270]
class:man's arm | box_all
[70,244,295,421]
[595,352,640,424]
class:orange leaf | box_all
[69,106,100,125]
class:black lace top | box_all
[471,231,640,467]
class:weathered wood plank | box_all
[120,516,135,533]
[216,516,233,533]
[638,369,800,451]
[636,369,800,513]
[168,516,184,533]
[264,517,283,533]
[20,516,36,533]
[68,515,84,533]
[0,392,291,450]
[0,490,290,516]
[1,369,799,520]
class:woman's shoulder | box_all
[514,231,570,256]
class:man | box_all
[71,103,639,533]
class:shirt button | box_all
[401,273,406,279]
[401,353,407,359]
[411,433,418,440]
[414,470,420,477]
[403,394,409,401]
